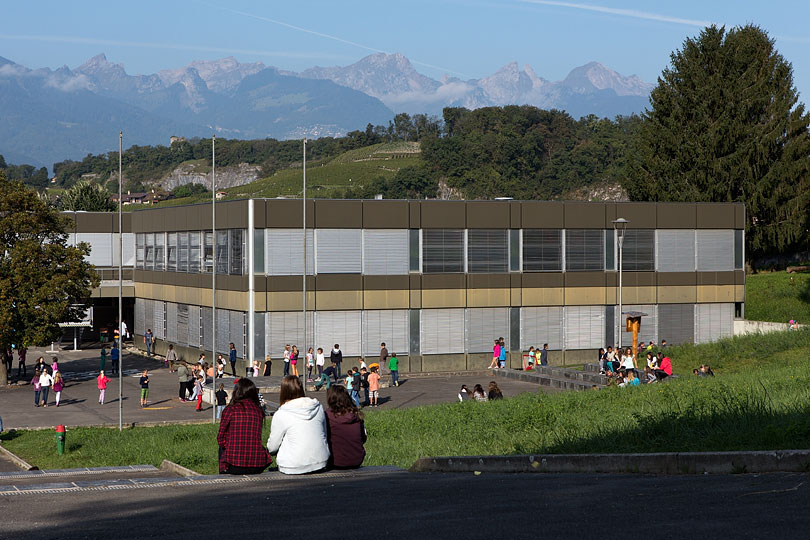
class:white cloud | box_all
[519,0,713,27]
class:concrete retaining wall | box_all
[734,320,804,336]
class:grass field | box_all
[744,271,810,324]
[3,329,809,473]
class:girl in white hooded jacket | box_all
[267,375,330,474]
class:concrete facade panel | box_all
[697,285,736,303]
[521,287,564,306]
[421,289,466,308]
[315,290,363,310]
[362,200,408,228]
[363,289,410,309]
[420,201,466,228]
[315,200,362,228]
[466,201,509,228]
[696,203,736,229]
[564,202,605,229]
[657,203,697,229]
[467,288,510,307]
[564,287,606,305]
[521,202,564,228]
[657,286,697,304]
[422,354,467,372]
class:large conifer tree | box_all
[626,25,810,264]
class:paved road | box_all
[0,347,548,429]
[1,470,808,539]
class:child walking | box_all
[215,383,227,420]
[139,369,150,407]
[194,375,204,412]
[31,370,42,407]
[368,366,381,408]
[306,347,315,382]
[97,370,110,405]
[53,372,65,407]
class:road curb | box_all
[410,450,810,475]
[0,442,37,471]
[160,459,201,477]
[5,418,214,432]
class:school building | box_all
[65,199,746,373]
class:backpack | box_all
[352,372,362,391]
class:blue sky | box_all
[3,0,810,98]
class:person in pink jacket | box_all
[654,353,672,381]
[97,370,111,404]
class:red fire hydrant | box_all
[56,424,66,455]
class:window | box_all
[465,308,510,353]
[657,304,694,345]
[144,233,155,271]
[409,229,420,272]
[521,307,563,350]
[229,230,244,275]
[363,230,409,275]
[696,230,734,271]
[254,230,265,274]
[605,230,615,271]
[187,305,201,347]
[564,306,605,350]
[203,232,214,274]
[362,310,409,355]
[421,309,465,354]
[153,301,165,340]
[422,229,464,273]
[135,233,145,270]
[265,311,314,358]
[265,229,315,275]
[523,230,562,271]
[76,233,114,267]
[620,229,655,271]
[177,233,189,272]
[216,230,228,274]
[188,232,201,273]
[315,311,361,356]
[509,230,520,272]
[316,229,361,274]
[734,230,744,270]
[467,229,508,273]
[154,233,165,271]
[167,233,177,272]
[656,230,695,272]
[695,303,734,343]
[565,230,604,271]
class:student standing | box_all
[489,339,500,369]
[53,372,65,407]
[166,344,177,371]
[100,346,107,372]
[388,352,399,387]
[229,342,237,376]
[290,346,300,377]
[316,347,325,377]
[97,371,110,404]
[283,344,291,377]
[177,363,191,401]
[379,342,389,376]
[498,338,507,369]
[330,344,343,379]
[215,383,228,420]
[139,370,150,407]
[306,347,315,381]
[144,329,154,357]
[110,344,120,375]
[39,368,53,407]
[539,344,549,367]
[367,366,381,407]
[17,347,27,378]
[31,370,42,407]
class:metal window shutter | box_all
[523,230,562,271]
[187,305,200,348]
[521,307,564,350]
[696,230,734,271]
[657,304,694,345]
[420,309,465,354]
[467,230,508,273]
[315,229,362,274]
[362,310,409,355]
[176,304,189,347]
[656,230,695,272]
[216,309,230,354]
[564,306,605,350]
[266,229,315,275]
[253,313,265,360]
[229,311,245,358]
[135,299,145,336]
[422,230,464,273]
[616,304,657,346]
[621,230,655,271]
[695,303,734,344]
[202,307,213,352]
[154,301,165,340]
[363,230,409,275]
[565,230,604,271]
[154,234,165,271]
[166,303,178,343]
[465,308,510,352]
[266,311,314,358]
[316,311,362,356]
[76,233,113,267]
[143,299,154,337]
[229,230,244,275]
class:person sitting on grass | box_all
[644,366,657,384]
[325,385,366,469]
[458,385,471,402]
[654,353,672,381]
[626,370,640,386]
[217,378,272,475]
[487,381,504,400]
[472,384,488,402]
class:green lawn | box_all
[745,271,810,324]
[3,329,809,473]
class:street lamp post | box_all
[118,131,123,432]
[212,135,217,424]
[612,218,629,351]
[302,138,307,380]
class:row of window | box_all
[132,228,743,276]
[136,301,735,358]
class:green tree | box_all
[625,25,810,263]
[60,180,117,212]
[0,174,100,385]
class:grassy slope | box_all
[4,330,810,473]
[744,271,810,324]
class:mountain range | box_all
[0,53,653,169]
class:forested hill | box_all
[42,107,637,200]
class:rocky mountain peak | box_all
[562,61,653,96]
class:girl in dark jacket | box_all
[325,385,366,469]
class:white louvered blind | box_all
[657,304,694,345]
[656,230,696,272]
[154,301,165,340]
[362,310,409,355]
[564,306,605,350]
[187,305,201,348]
[176,304,189,346]
[265,311,314,358]
[316,311,362,357]
[229,311,245,357]
[565,230,604,271]
[143,299,154,337]
[166,303,178,343]
[695,303,735,344]
[465,308,510,353]
[617,304,657,346]
[76,233,114,267]
[135,299,145,336]
[122,233,135,267]
[265,229,315,275]
[316,229,362,274]
[523,229,563,271]
[216,309,230,355]
[467,230,508,273]
[202,307,213,352]
[696,230,734,271]
[363,230,409,275]
[421,309,465,354]
[521,306,564,350]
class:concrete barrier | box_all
[411,450,810,475]
[733,320,805,336]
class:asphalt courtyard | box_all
[0,346,549,429]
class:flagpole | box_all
[118,131,123,432]
[302,138,307,381]
[212,135,217,424]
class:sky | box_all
[3,0,810,98]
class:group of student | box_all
[216,376,366,475]
[598,340,673,386]
[29,356,65,407]
[458,381,504,402]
